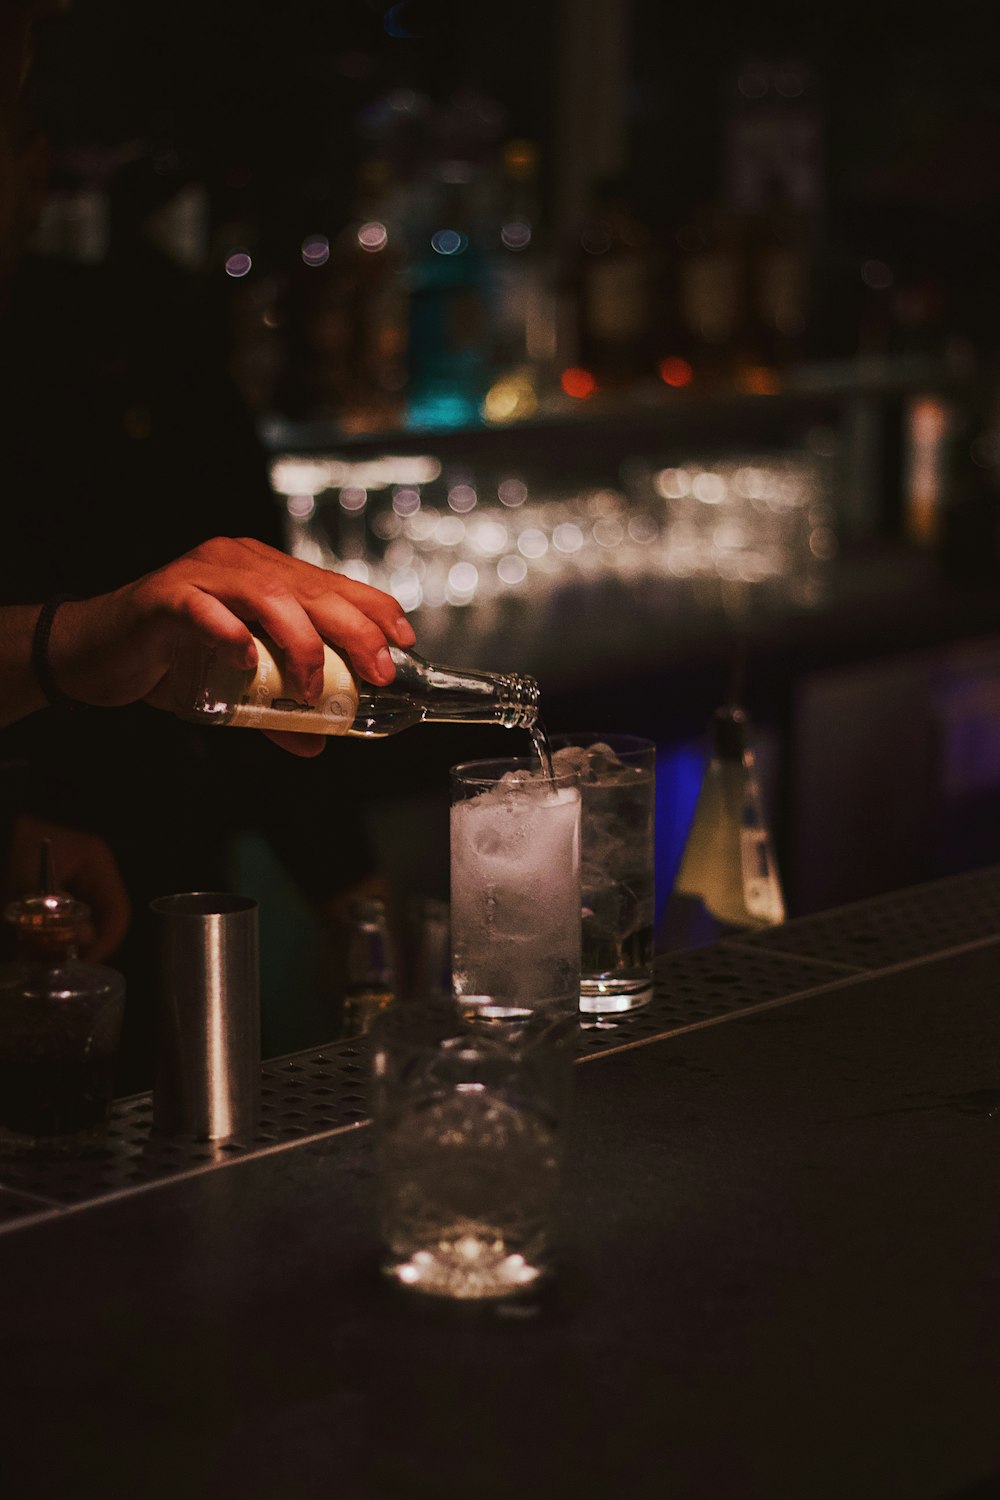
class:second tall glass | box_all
[550,733,656,1014]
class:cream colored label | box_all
[231,637,359,735]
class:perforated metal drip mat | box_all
[3,865,999,1235]
[0,1044,374,1232]
[738,864,1000,970]
[575,942,844,1054]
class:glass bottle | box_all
[177,635,540,738]
[574,176,657,390]
[662,705,785,948]
[674,205,743,389]
[310,157,409,435]
[0,843,126,1148]
[403,150,496,431]
[409,895,452,1004]
[482,139,557,423]
[342,895,397,1036]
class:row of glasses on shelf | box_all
[271,449,838,637]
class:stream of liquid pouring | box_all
[530,720,555,783]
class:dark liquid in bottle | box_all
[0,1052,115,1144]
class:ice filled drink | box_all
[550,736,656,1012]
[450,760,581,1020]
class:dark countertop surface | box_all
[1,878,999,1499]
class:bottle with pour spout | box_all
[662,703,786,948]
[176,636,540,738]
[0,841,126,1147]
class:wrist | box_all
[44,594,128,708]
[31,596,90,711]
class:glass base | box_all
[383,1234,547,1301]
[578,981,653,1016]
[456,994,578,1026]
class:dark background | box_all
[20,0,1000,996]
[30,0,1000,359]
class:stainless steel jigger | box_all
[151,892,261,1141]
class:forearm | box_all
[0,604,48,727]
[0,536,416,736]
[0,594,144,727]
[0,597,130,726]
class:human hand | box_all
[48,537,417,757]
[3,813,131,963]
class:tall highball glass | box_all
[450,758,581,1022]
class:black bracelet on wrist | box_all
[31,595,89,712]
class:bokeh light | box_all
[431,229,467,256]
[286,494,315,519]
[659,356,693,388]
[561,367,597,400]
[447,484,478,513]
[391,487,421,516]
[501,221,532,251]
[497,554,528,586]
[498,478,528,507]
[301,235,330,267]
[357,221,389,252]
[517,527,548,559]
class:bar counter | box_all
[1,870,999,1498]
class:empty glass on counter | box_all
[550,734,656,1014]
[450,758,581,1021]
[371,1000,575,1300]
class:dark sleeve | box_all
[205,730,381,904]
[0,746,28,880]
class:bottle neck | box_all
[4,893,87,962]
[358,649,540,731]
[711,705,750,763]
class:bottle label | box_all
[680,253,739,343]
[586,257,647,342]
[230,638,358,735]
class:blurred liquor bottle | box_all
[0,842,126,1145]
[403,147,496,431]
[743,189,816,382]
[482,139,558,424]
[33,141,117,267]
[341,895,397,1037]
[408,896,451,1004]
[661,705,786,950]
[278,157,408,432]
[572,176,657,390]
[672,205,743,389]
[720,55,824,388]
[939,377,1000,583]
[209,159,289,416]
